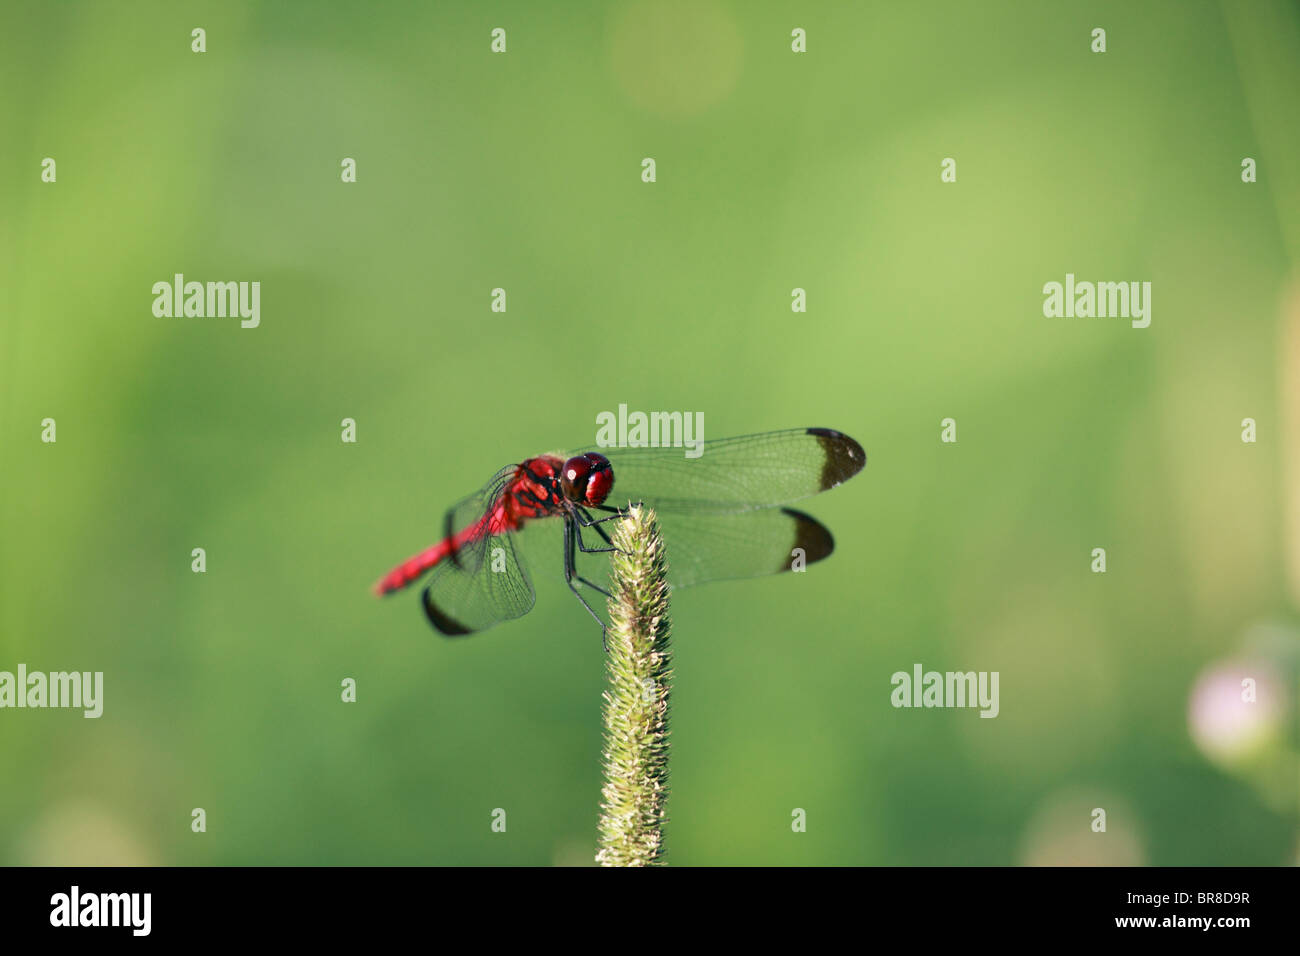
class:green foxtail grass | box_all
[596,505,672,867]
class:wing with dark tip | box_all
[577,506,836,591]
[577,427,865,515]
[421,526,536,635]
[419,466,537,636]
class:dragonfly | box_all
[372,427,865,637]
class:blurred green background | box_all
[2,0,1298,865]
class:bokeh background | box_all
[2,0,1298,865]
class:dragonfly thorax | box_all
[505,456,569,522]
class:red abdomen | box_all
[373,457,567,596]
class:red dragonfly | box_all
[373,428,865,637]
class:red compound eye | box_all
[561,453,614,506]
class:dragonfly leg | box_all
[564,518,609,647]
[575,507,631,527]
[574,510,619,554]
[574,533,617,555]
[574,575,612,598]
[575,507,631,556]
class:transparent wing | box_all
[576,506,835,591]
[421,466,537,636]
[657,507,835,588]
[575,427,865,514]
[437,466,515,571]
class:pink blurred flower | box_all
[1187,659,1286,765]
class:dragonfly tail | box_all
[372,540,453,596]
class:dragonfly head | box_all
[561,453,614,507]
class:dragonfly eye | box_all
[561,453,614,506]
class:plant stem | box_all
[596,505,673,867]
